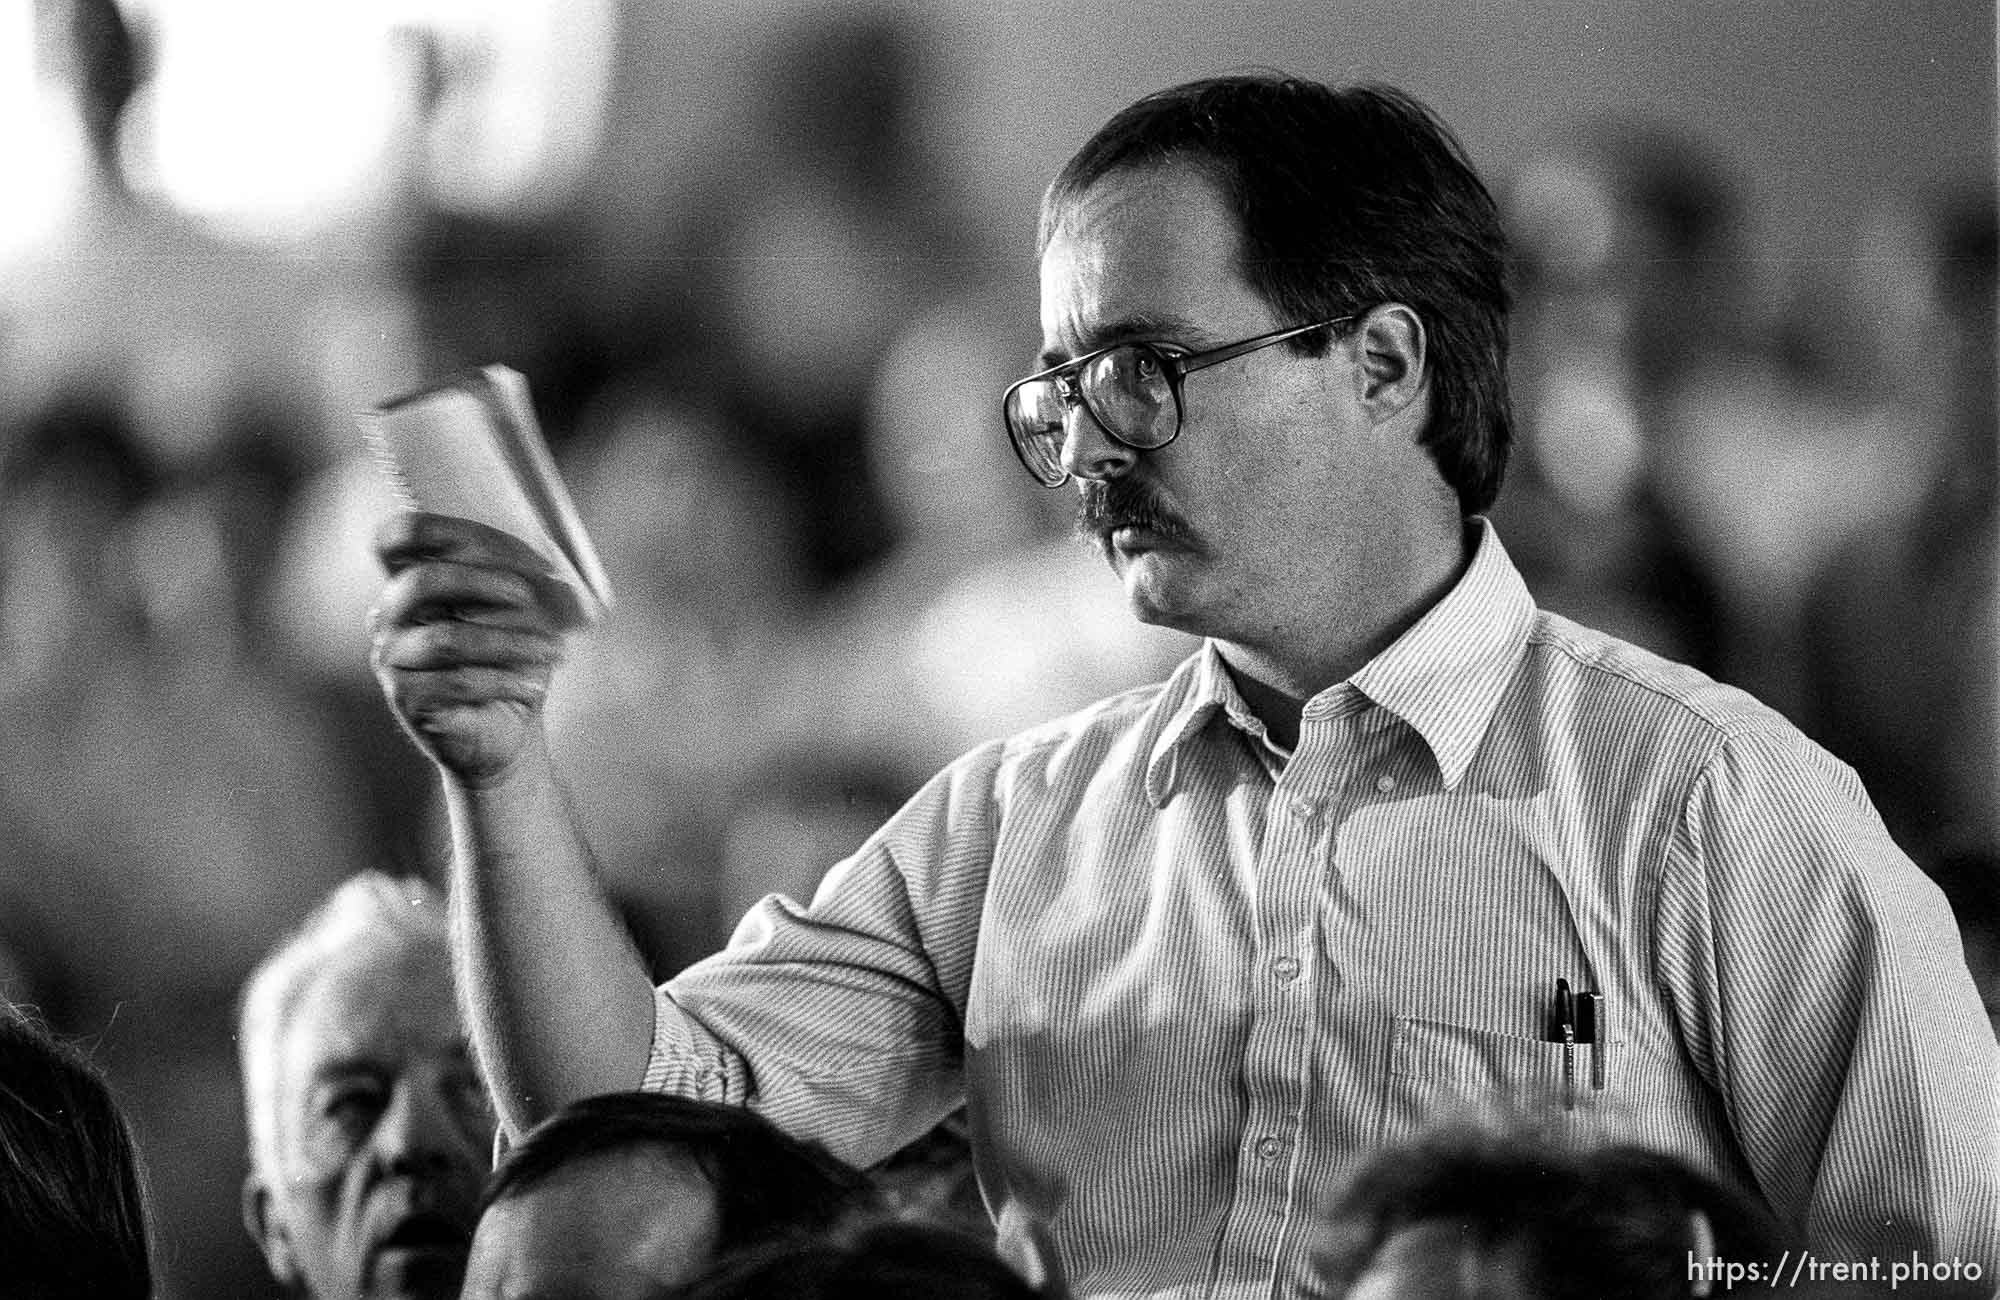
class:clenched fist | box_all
[369,512,589,787]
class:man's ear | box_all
[1352,303,1428,427]
[244,1173,304,1291]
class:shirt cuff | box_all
[639,982,682,1093]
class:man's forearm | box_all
[441,733,657,1136]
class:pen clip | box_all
[1552,977,1575,1039]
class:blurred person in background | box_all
[536,380,817,972]
[1639,166,1951,733]
[367,73,1997,1294]
[0,1000,154,1299]
[238,873,493,1300]
[4,8,430,1289]
[1310,1126,1787,1300]
[3,0,377,472]
[1490,124,1727,672]
[0,388,386,1296]
[642,6,989,590]
[460,1091,872,1300]
[1799,191,1998,871]
[0,386,383,1297]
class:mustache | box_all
[1075,479,1189,541]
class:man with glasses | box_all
[368,75,1997,1297]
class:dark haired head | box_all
[0,1003,153,1299]
[1040,74,1513,516]
[1315,1127,1784,1299]
[673,1217,1059,1300]
[483,1093,874,1254]
[1,386,160,515]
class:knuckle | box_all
[411,622,458,658]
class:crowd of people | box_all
[0,872,1969,1295]
[0,879,1828,1298]
[0,1,1995,1297]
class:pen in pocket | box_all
[1554,978,1575,1110]
[1579,991,1606,1090]
[1550,980,1609,1106]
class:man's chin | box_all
[1114,553,1200,633]
[365,1244,468,1300]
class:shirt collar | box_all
[1143,651,1232,808]
[1347,518,1535,788]
[1144,519,1534,805]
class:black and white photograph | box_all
[0,0,1993,1295]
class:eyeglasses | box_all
[1001,315,1357,488]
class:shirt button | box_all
[1289,797,1321,820]
[1272,955,1302,982]
[1375,774,1396,793]
[1256,1136,1284,1161]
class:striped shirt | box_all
[644,520,1999,1298]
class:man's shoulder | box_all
[942,652,1198,785]
[996,674,1185,761]
[1521,609,1803,748]
[1511,609,1890,860]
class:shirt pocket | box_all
[1380,1014,1698,1154]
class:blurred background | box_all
[0,0,1992,1292]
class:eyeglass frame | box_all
[1001,313,1362,488]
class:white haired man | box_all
[238,872,494,1300]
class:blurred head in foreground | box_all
[673,1216,1063,1300]
[1315,1127,1784,1300]
[460,1091,874,1300]
[0,1001,152,1298]
[239,873,493,1299]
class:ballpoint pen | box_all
[1555,978,1575,1111]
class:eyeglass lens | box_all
[1006,345,1180,486]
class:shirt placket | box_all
[1207,688,1368,1296]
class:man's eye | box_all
[323,1086,386,1131]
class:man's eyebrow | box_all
[306,1058,386,1086]
[1035,311,1209,371]
[303,1042,477,1090]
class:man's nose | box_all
[372,1080,477,1178]
[1058,400,1137,483]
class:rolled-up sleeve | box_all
[1655,725,2000,1265]
[639,742,1003,1166]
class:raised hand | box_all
[369,512,588,787]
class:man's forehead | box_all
[1043,154,1230,242]
[1045,172,1234,278]
[1038,162,1254,352]
[280,936,462,1076]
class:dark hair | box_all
[0,1003,153,1299]
[1,386,160,514]
[482,1093,874,1255]
[1315,1127,1785,1299]
[673,1218,1059,1300]
[1040,74,1513,516]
